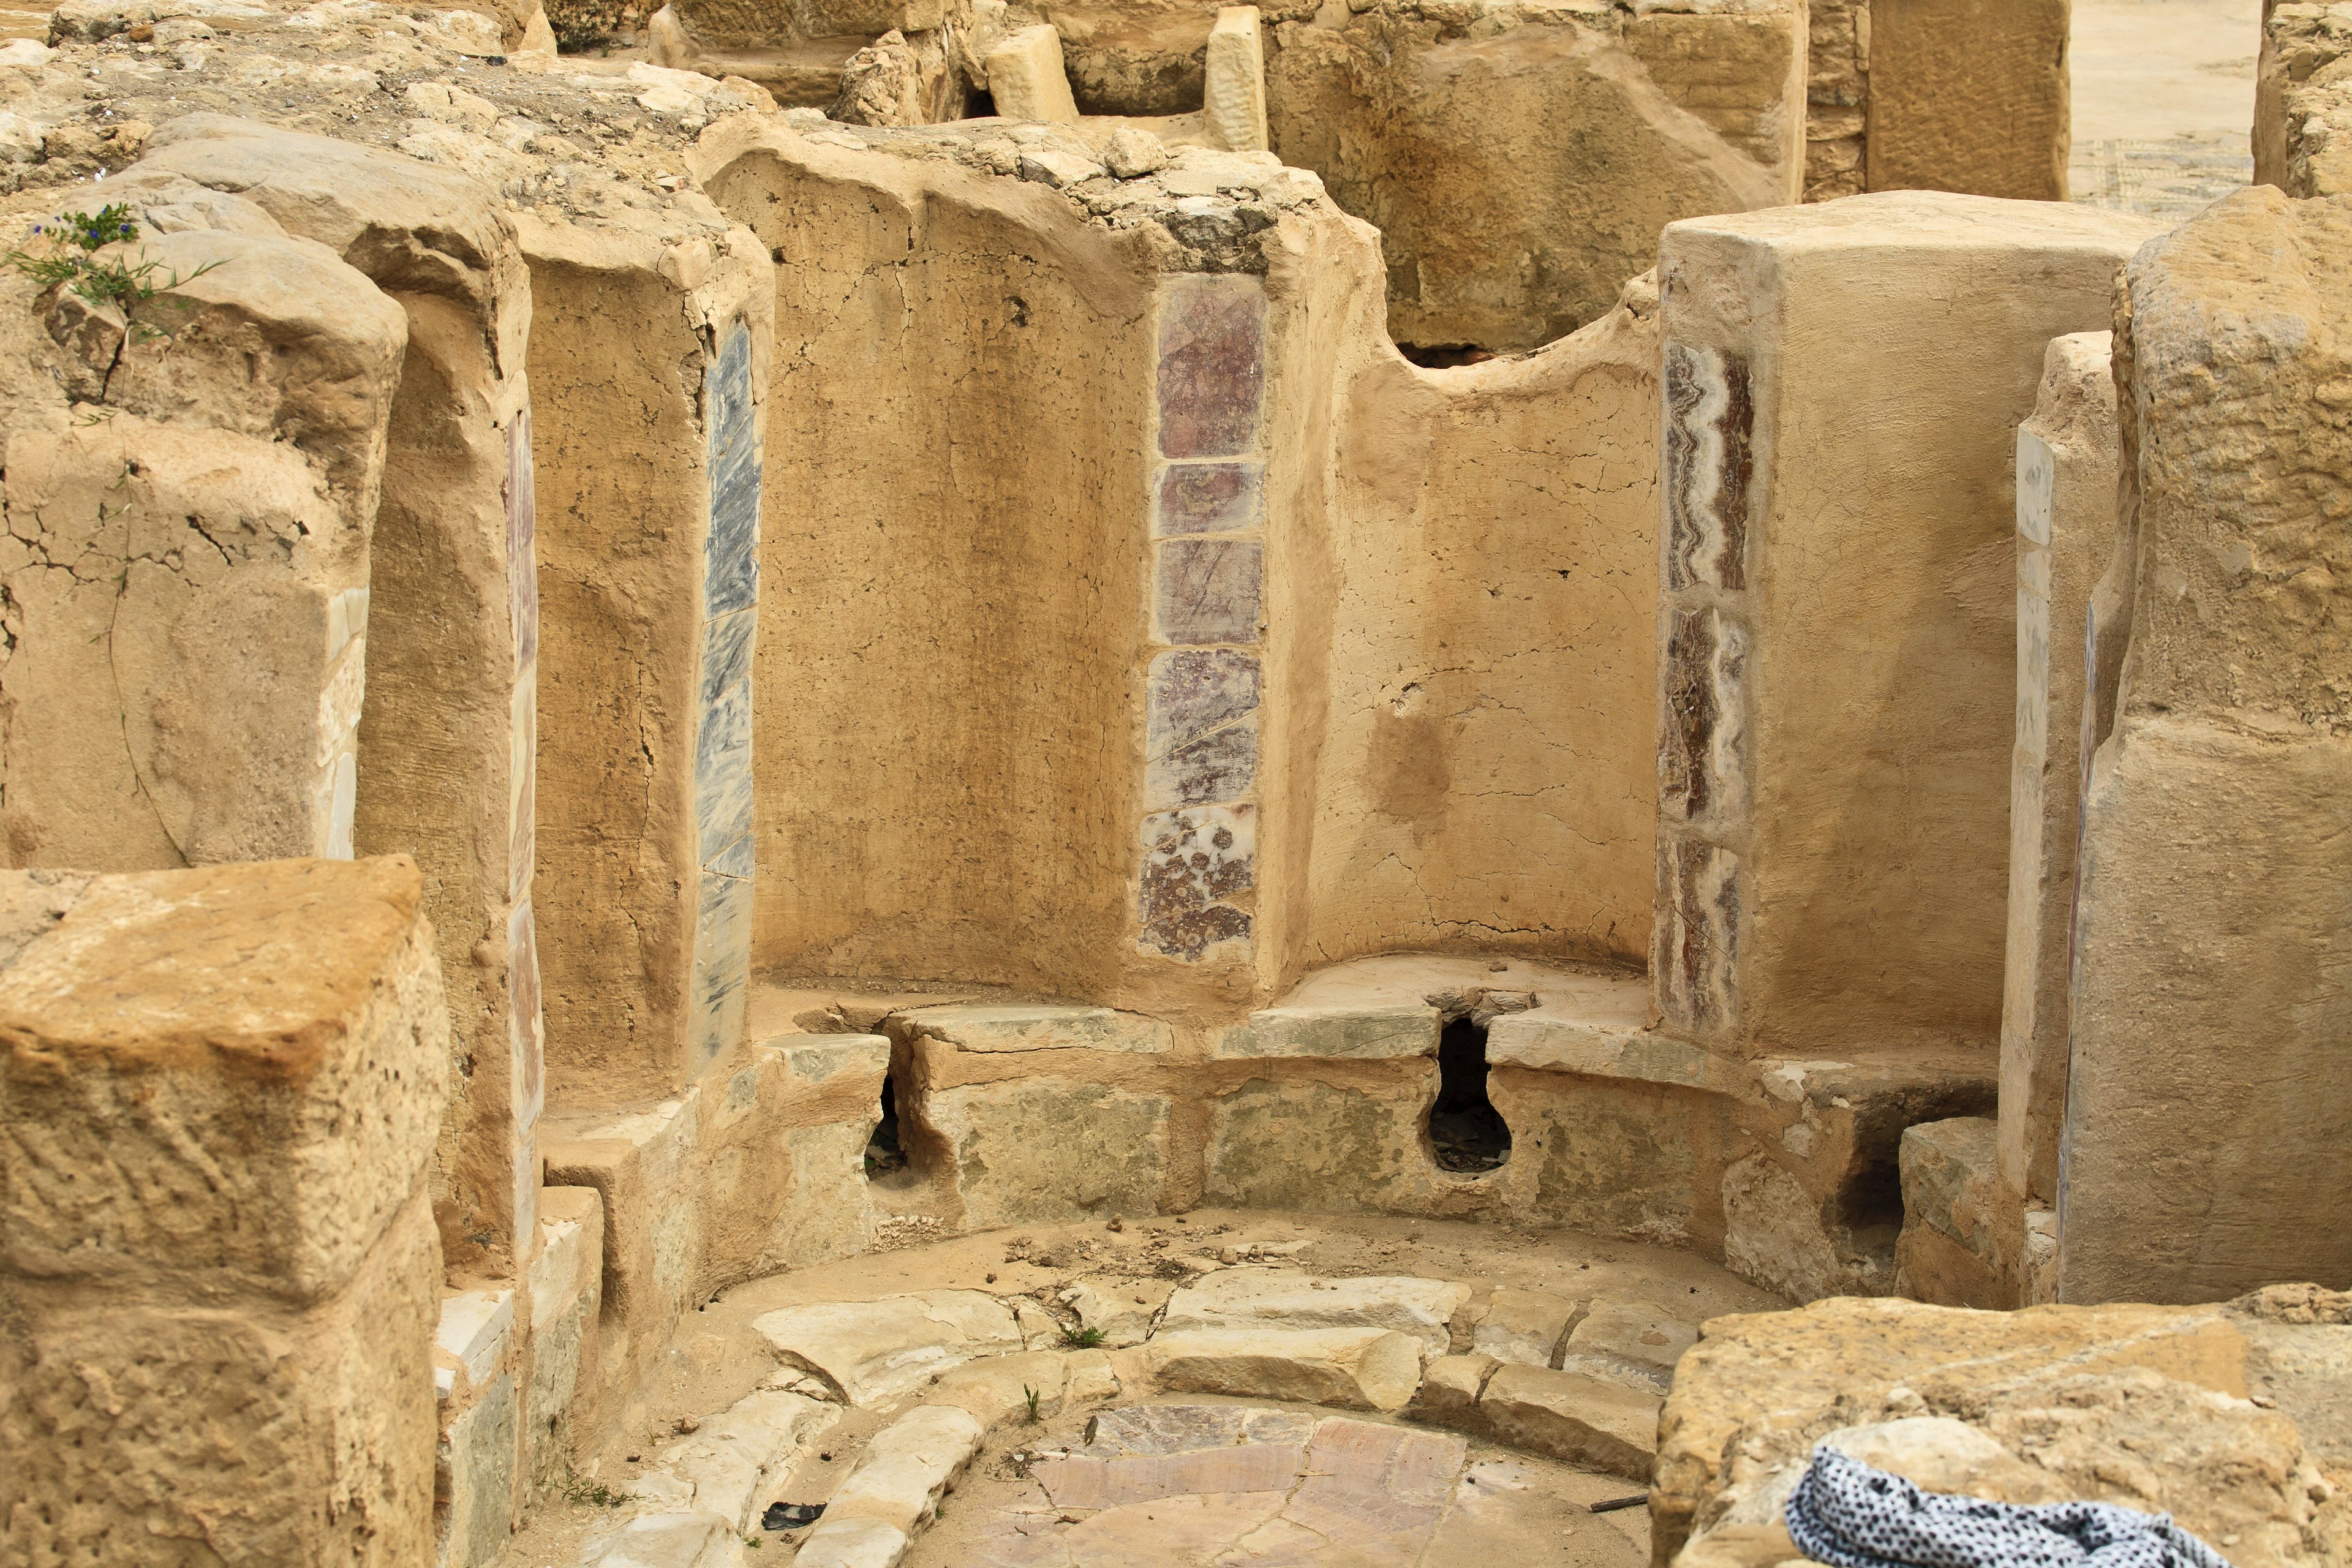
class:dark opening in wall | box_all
[1396,342,1499,369]
[962,89,998,119]
[1429,1018,1512,1172]
[864,1072,908,1182]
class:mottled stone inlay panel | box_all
[1155,461,1264,537]
[1153,538,1264,645]
[1138,804,1254,960]
[1654,836,1740,1035]
[1157,276,1265,459]
[1147,649,1261,757]
[1659,606,1748,826]
[1663,342,1753,594]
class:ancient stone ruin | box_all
[1,2,2347,1567]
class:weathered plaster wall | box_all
[703,129,1155,1004]
[1269,278,1664,983]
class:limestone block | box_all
[770,1032,891,1087]
[924,1078,1170,1227]
[1203,7,1266,153]
[1058,1278,1174,1348]
[438,1371,518,1568]
[926,1349,1068,1425]
[984,24,1077,123]
[904,1003,1170,1054]
[1159,1268,1469,1355]
[2062,189,2352,1306]
[1213,1004,1438,1060]
[1865,0,2070,200]
[1144,1326,1424,1411]
[4,1191,443,1568]
[1486,1068,1703,1243]
[1556,1299,1695,1394]
[1651,1295,2260,1562]
[527,1186,603,1487]
[1651,194,2156,1054]
[1485,1016,1718,1087]
[2001,331,2118,1213]
[1476,1365,1659,1480]
[823,1403,986,1531]
[644,1389,837,1531]
[0,858,447,1300]
[1065,1348,1121,1403]
[1894,1116,2003,1309]
[0,413,380,870]
[543,1092,703,1431]
[439,1288,516,1391]
[1203,1073,1436,1213]
[1471,1288,1578,1368]
[1657,1294,2343,1568]
[1265,1,1804,351]
[752,1291,1022,1405]
[1404,1352,1496,1431]
[2257,3,2352,197]
[788,1517,908,1568]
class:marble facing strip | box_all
[505,409,545,1244]
[688,323,760,1068]
[1139,275,1265,962]
[1654,343,1754,1036]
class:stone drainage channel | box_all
[508,1213,1782,1568]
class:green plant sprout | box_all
[1022,1383,1042,1423]
[1058,1324,1106,1349]
[4,203,219,314]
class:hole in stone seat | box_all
[1396,342,1499,369]
[1428,1017,1511,1173]
[864,1071,910,1183]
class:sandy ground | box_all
[2071,0,2264,217]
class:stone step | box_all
[628,1388,837,1532]
[1477,1363,1662,1480]
[792,1404,986,1568]
[750,1291,1022,1406]
[1158,1267,1470,1355]
[1138,1326,1425,1411]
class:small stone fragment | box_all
[1102,126,1169,179]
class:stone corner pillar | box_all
[0,856,449,1568]
[1651,192,2153,1058]
[2058,186,2352,1305]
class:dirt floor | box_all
[499,1208,1785,1567]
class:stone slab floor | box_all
[911,1400,1652,1568]
[2071,0,2263,220]
[497,1210,1781,1568]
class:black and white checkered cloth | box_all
[1785,1444,2235,1568]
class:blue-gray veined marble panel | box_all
[695,678,753,865]
[688,869,753,1071]
[700,607,756,710]
[706,322,761,618]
